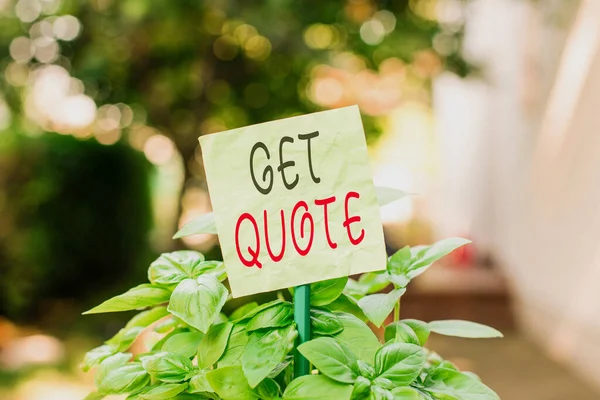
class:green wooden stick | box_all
[294,284,311,377]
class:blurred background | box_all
[0,0,599,399]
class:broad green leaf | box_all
[357,360,376,379]
[376,187,409,207]
[107,307,169,352]
[198,322,233,368]
[84,284,171,314]
[369,385,394,400]
[233,299,284,322]
[428,320,503,339]
[242,324,297,387]
[328,293,367,321]
[387,246,411,284]
[372,376,393,390]
[95,353,132,387]
[310,308,343,336]
[148,251,205,286]
[254,378,280,400]
[283,375,353,400]
[217,323,249,367]
[298,337,359,383]
[358,272,391,295]
[423,368,500,400]
[357,288,405,327]
[401,320,430,346]
[138,383,188,399]
[173,213,217,238]
[310,277,348,306]
[206,365,257,400]
[351,376,371,399]
[246,302,294,331]
[374,343,425,387]
[384,322,421,345]
[162,331,204,358]
[229,302,259,321]
[390,387,428,399]
[332,312,380,364]
[83,344,117,372]
[410,238,471,272]
[167,276,229,333]
[192,260,226,281]
[97,361,149,395]
[154,315,184,333]
[188,370,214,393]
[152,327,187,352]
[141,351,194,383]
[267,355,292,378]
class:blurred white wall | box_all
[434,0,600,390]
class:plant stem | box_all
[393,298,401,321]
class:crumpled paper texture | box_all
[200,105,386,297]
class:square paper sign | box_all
[200,105,386,297]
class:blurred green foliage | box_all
[0,131,153,322]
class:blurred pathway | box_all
[428,333,600,400]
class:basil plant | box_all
[82,191,502,400]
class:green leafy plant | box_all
[82,189,502,399]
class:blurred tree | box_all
[1,0,472,183]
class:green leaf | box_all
[84,284,171,314]
[83,344,117,372]
[97,361,149,395]
[310,308,343,336]
[106,307,171,352]
[400,320,430,346]
[384,322,421,345]
[141,352,194,383]
[138,383,188,399]
[83,392,105,400]
[229,302,259,321]
[217,323,250,367]
[233,299,284,322]
[410,238,471,272]
[423,368,500,400]
[351,376,371,399]
[162,331,204,358]
[332,312,380,364]
[310,277,348,306]
[357,288,406,327]
[95,353,131,387]
[386,246,411,286]
[198,322,234,368]
[206,365,258,400]
[173,213,217,239]
[369,385,394,400]
[267,355,292,378]
[168,276,229,333]
[327,293,367,321]
[428,320,503,339]
[283,375,353,400]
[246,302,294,331]
[188,370,214,393]
[358,273,392,295]
[390,387,427,399]
[242,324,297,388]
[375,187,409,207]
[148,251,205,286]
[298,337,359,383]
[357,360,376,379]
[374,343,425,387]
[254,378,281,400]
